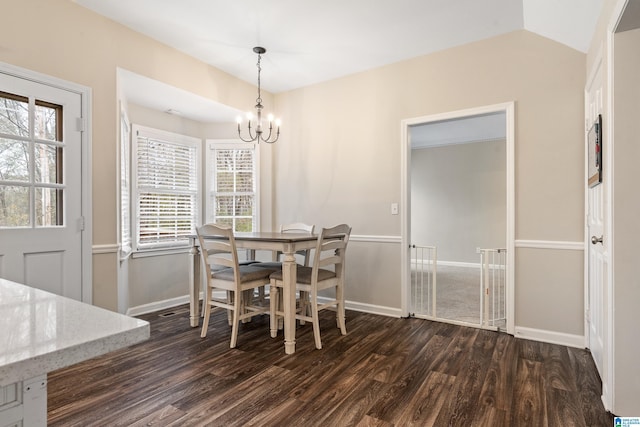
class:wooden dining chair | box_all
[253,222,315,270]
[269,224,352,349]
[197,223,274,348]
[251,223,315,325]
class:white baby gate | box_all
[410,244,437,318]
[410,245,506,331]
[479,248,507,329]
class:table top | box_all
[0,279,149,386]
[234,231,318,242]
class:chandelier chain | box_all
[256,53,262,105]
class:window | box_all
[205,140,259,232]
[132,125,200,250]
[0,91,64,227]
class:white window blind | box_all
[133,125,200,250]
[206,141,259,232]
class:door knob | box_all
[591,235,603,245]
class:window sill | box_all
[131,246,191,259]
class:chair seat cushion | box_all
[253,261,308,270]
[270,266,336,284]
[212,265,276,282]
[252,261,283,270]
[211,261,258,271]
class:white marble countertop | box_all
[0,279,150,386]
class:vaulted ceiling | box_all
[77,0,603,138]
[77,0,603,94]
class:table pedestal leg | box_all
[282,252,297,354]
[189,237,200,327]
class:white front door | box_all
[585,58,606,379]
[0,72,84,300]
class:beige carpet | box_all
[411,264,506,329]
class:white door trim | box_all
[600,0,631,412]
[400,102,515,334]
[0,61,93,303]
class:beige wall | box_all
[515,248,584,333]
[274,30,585,333]
[411,140,507,263]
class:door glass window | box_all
[0,91,64,227]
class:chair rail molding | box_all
[92,244,120,254]
[350,234,402,244]
[515,239,584,251]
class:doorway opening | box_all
[401,103,515,334]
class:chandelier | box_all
[237,47,281,143]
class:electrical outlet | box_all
[476,247,481,254]
[391,203,399,215]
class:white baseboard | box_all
[436,260,480,268]
[601,384,612,413]
[514,326,585,348]
[128,296,586,351]
[127,293,402,319]
[127,294,201,317]
[338,298,402,318]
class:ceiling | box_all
[617,0,640,32]
[117,68,241,123]
[78,0,603,94]
[77,0,603,139]
[411,112,506,149]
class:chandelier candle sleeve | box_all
[237,46,281,143]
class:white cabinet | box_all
[0,375,47,427]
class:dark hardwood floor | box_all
[48,305,613,426]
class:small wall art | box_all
[588,114,602,188]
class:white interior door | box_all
[585,59,606,379]
[0,72,84,300]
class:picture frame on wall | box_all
[588,114,602,188]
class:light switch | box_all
[391,203,399,215]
